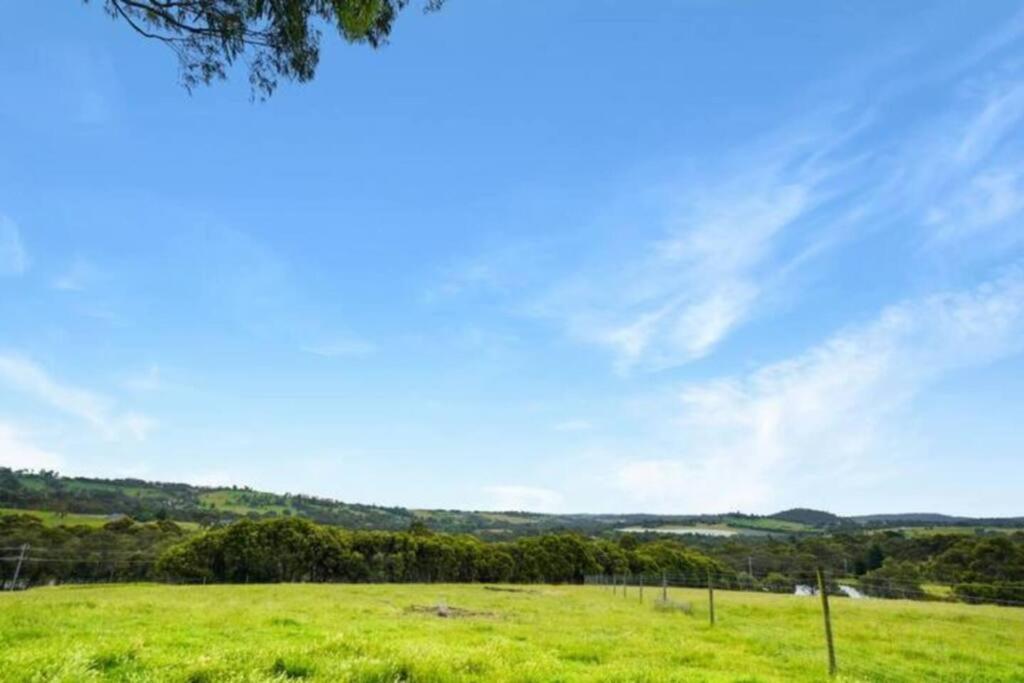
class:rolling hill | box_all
[2,468,1022,537]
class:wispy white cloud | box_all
[564,66,1024,376]
[612,266,1024,511]
[953,77,1024,166]
[893,71,1024,249]
[0,422,64,471]
[0,354,155,441]
[927,168,1024,243]
[480,485,563,512]
[532,140,851,373]
[0,216,29,276]
[450,48,1024,378]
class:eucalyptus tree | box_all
[89,0,444,97]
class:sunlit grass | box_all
[1,583,1021,681]
[0,508,115,529]
[0,509,201,531]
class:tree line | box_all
[3,513,1023,604]
[2,514,726,587]
[154,518,726,584]
[678,528,1024,603]
[0,513,187,585]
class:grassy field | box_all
[0,509,201,531]
[1,584,1022,682]
[0,508,116,528]
[720,516,811,534]
[197,490,293,516]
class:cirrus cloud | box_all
[612,266,1024,512]
[0,354,156,442]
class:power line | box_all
[0,556,156,564]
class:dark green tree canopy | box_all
[92,0,444,98]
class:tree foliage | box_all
[153,517,726,584]
[90,0,444,98]
[0,513,187,586]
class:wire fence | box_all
[585,569,1024,678]
[3,547,1024,609]
[583,569,1024,609]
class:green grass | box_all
[1,584,1022,682]
[622,518,811,537]
[720,516,811,533]
[58,480,165,500]
[0,508,115,528]
[197,490,292,516]
[0,509,201,531]
[921,583,954,599]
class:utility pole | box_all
[10,544,28,591]
[661,572,667,602]
[817,567,837,676]
[747,557,753,583]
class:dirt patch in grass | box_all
[653,599,693,615]
[406,604,498,619]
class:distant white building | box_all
[794,584,866,599]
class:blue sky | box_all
[1,2,1023,516]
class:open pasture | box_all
[1,583,1022,682]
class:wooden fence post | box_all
[707,569,715,626]
[639,575,644,603]
[662,572,667,602]
[817,567,837,676]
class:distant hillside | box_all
[0,468,417,526]
[850,513,1024,527]
[0,468,659,538]
[851,513,969,524]
[3,468,1022,537]
[769,508,843,527]
[2,468,820,537]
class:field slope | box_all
[1,584,1021,682]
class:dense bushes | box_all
[931,537,1024,583]
[0,514,187,586]
[154,517,725,584]
[952,582,1024,604]
[859,559,926,599]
